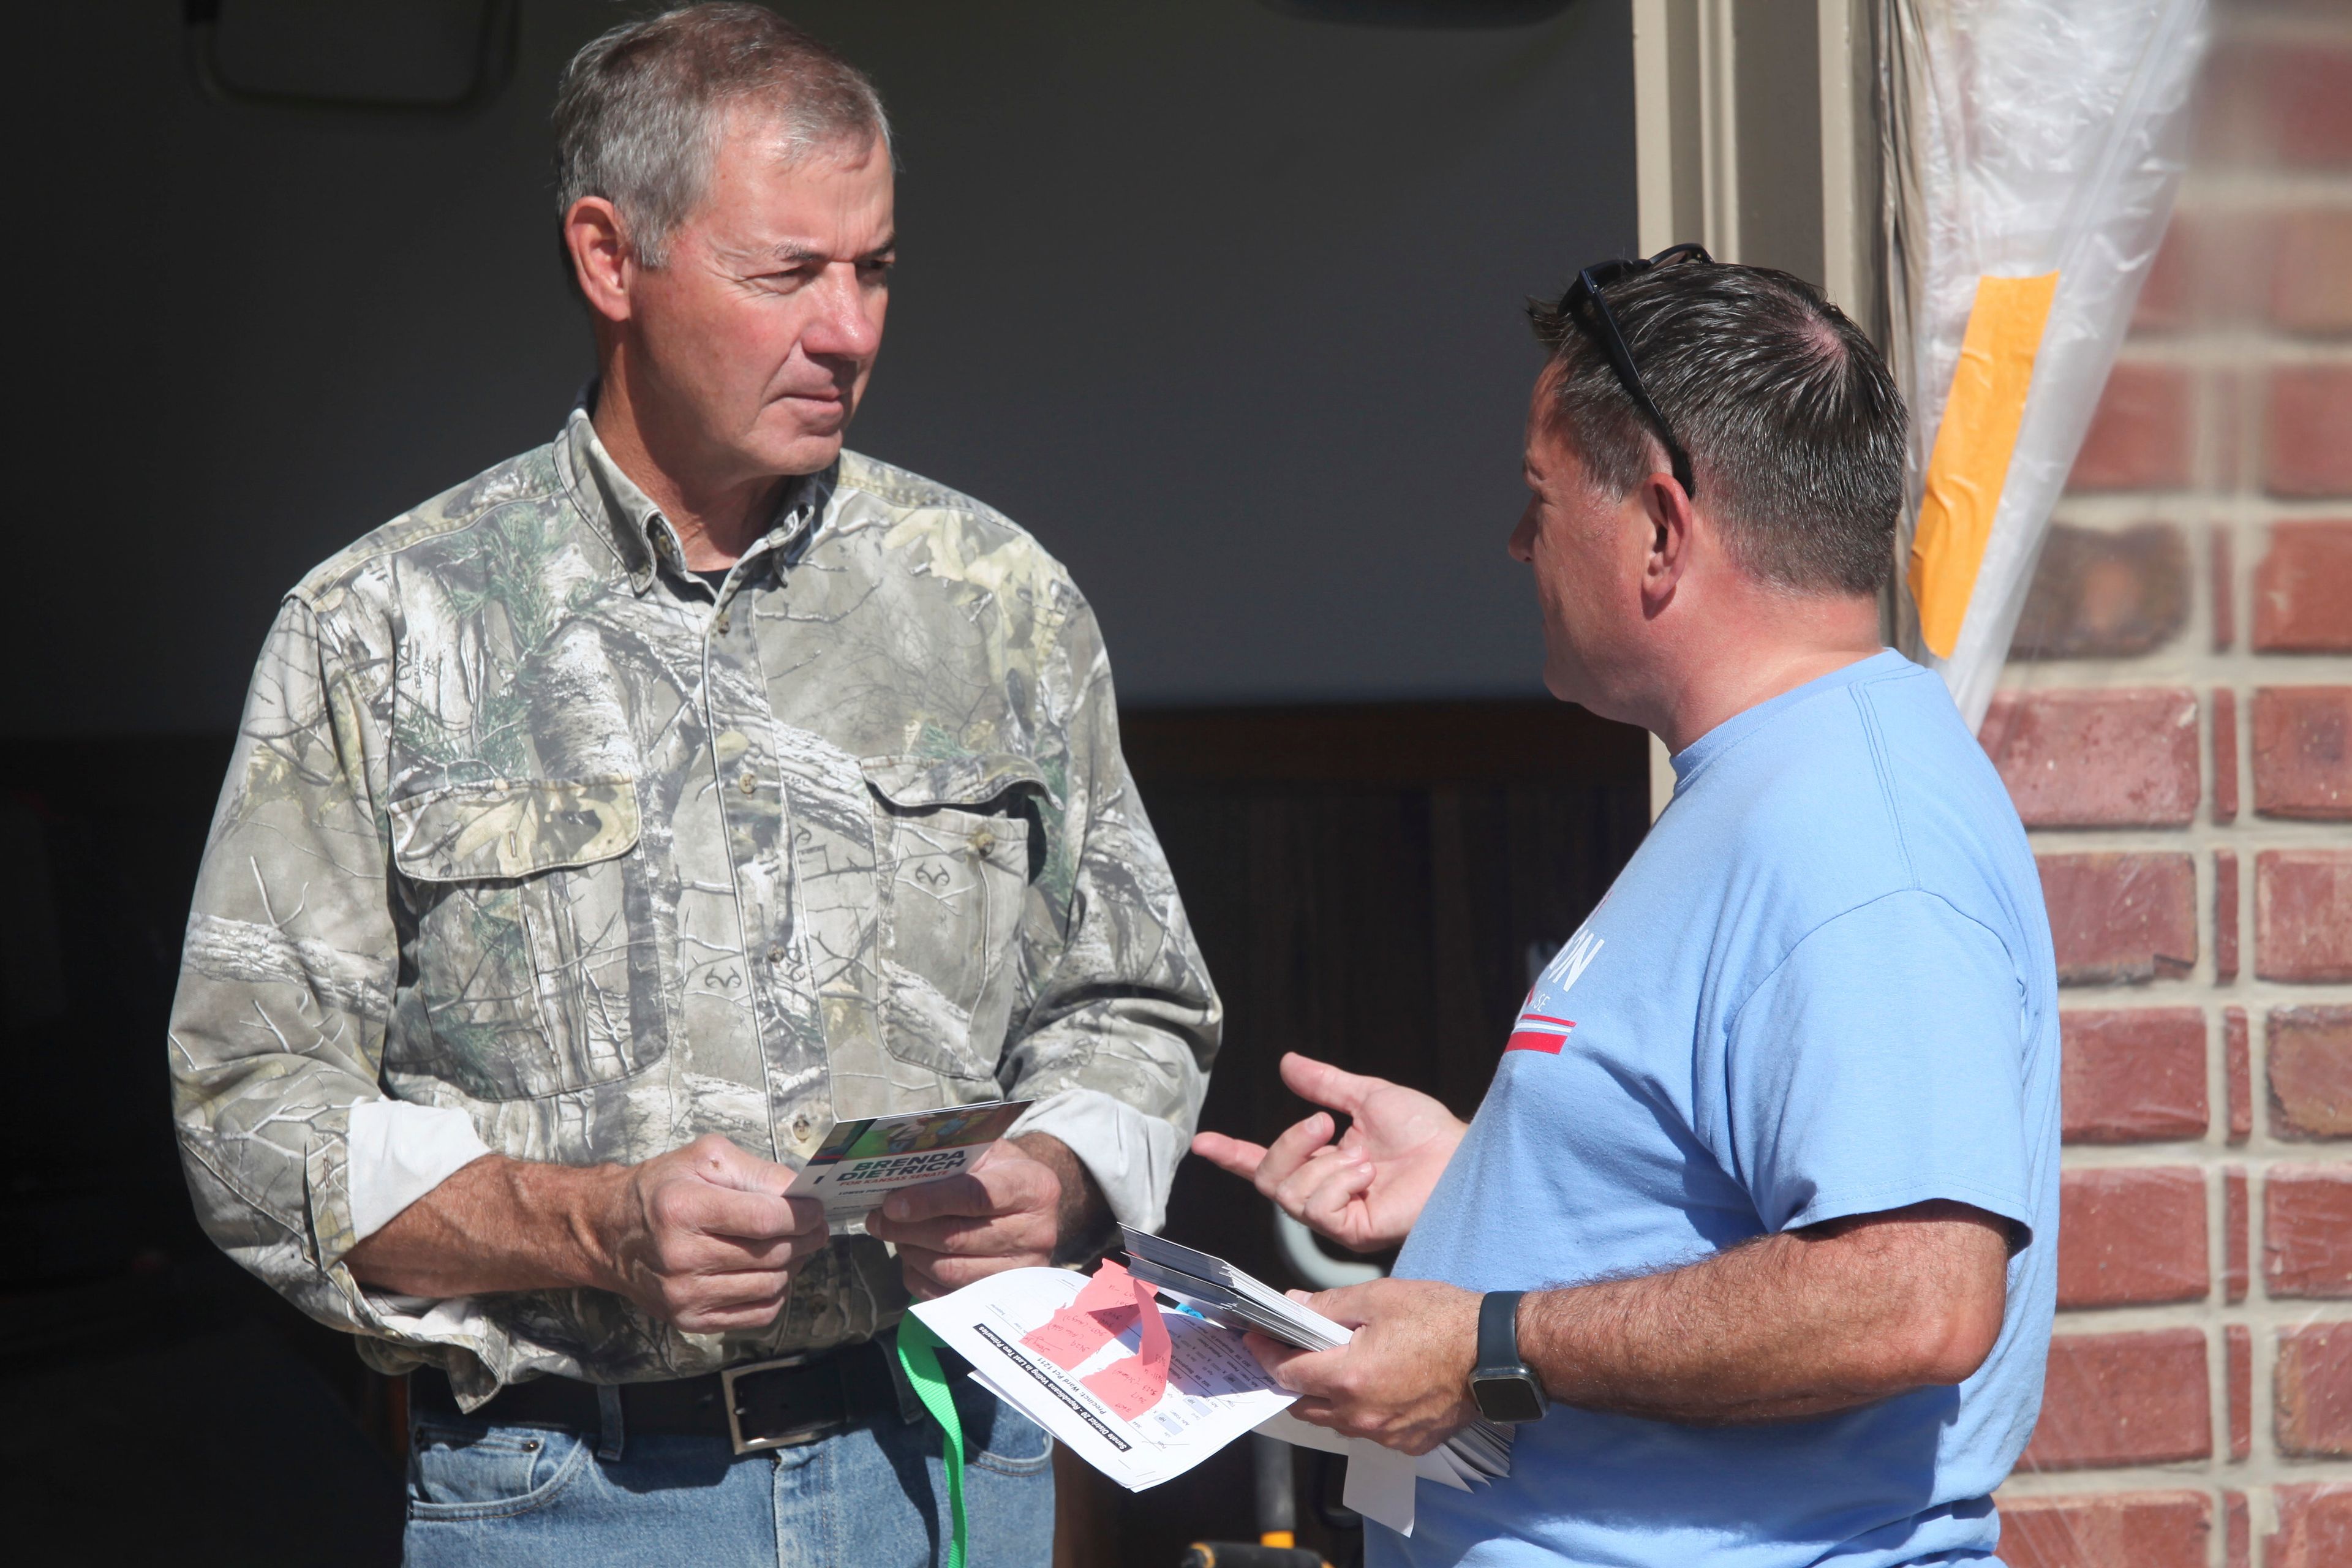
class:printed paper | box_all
[788,1099,1030,1233]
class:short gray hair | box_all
[554,4,891,269]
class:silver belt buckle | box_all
[720,1353,829,1455]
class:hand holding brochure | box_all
[906,1263,1295,1492]
[1119,1226,1515,1487]
[786,1099,1029,1234]
[906,1230,1513,1535]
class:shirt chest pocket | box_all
[860,754,1047,1087]
[387,777,669,1101]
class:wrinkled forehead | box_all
[693,111,894,237]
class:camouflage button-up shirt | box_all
[168,410,1221,1403]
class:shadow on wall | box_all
[15,0,1632,737]
[0,736,405,1565]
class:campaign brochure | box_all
[1120,1226,1515,1487]
[788,1099,1030,1233]
[906,1232,1513,1534]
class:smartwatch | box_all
[1468,1290,1550,1423]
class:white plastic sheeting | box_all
[1885,0,2209,728]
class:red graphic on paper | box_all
[1080,1270,1173,1420]
[1022,1257,1143,1369]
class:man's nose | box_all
[1508,505,1538,564]
[802,265,883,361]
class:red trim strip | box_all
[1520,1012,1577,1029]
[1506,1028,1572,1055]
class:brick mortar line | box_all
[1999,660,2352,683]
[2176,170,2352,205]
[2051,498,2352,524]
[1999,1476,2352,1509]
[2044,1292,2352,1333]
[2114,337,2352,368]
[2026,827,2352,851]
[2052,992,2352,1019]
[2060,1146,2351,1169]
[2051,986,2352,1012]
[2212,8,2352,49]
[2002,661,2352,684]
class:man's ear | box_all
[564,197,635,325]
[1638,471,1695,617]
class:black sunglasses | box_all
[1553,243,1713,498]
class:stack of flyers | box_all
[788,1099,1030,1234]
[1120,1226,1515,1488]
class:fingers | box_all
[1252,1112,1339,1199]
[894,1236,1054,1297]
[1189,1130,1270,1180]
[678,1133,798,1198]
[873,1171,993,1227]
[1301,1281,1377,1329]
[870,1200,1058,1261]
[663,1269,793,1333]
[655,1178,822,1243]
[1243,1331,1310,1384]
[656,1222,830,1276]
[877,1152,1057,1228]
[1285,1154,1376,1243]
[1279,1052,1388,1118]
[1249,1334,1344,1400]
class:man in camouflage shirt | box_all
[167,7,1218,1562]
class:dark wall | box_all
[17,0,1633,734]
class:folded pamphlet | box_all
[907,1231,1512,1536]
[1118,1226,1515,1485]
[786,1099,1030,1234]
[907,1263,1293,1493]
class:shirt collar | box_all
[558,406,838,597]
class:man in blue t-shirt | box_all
[1194,250,2058,1567]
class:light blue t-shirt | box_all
[1381,650,2060,1568]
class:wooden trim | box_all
[1120,700,1646,787]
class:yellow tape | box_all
[1906,271,2060,658]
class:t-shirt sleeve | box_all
[1720,889,2034,1240]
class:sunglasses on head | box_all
[1553,242,1713,499]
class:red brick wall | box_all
[1983,4,2352,1562]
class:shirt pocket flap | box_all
[858,753,1055,813]
[390,777,643,883]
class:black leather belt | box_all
[412,1338,918,1455]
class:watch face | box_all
[1472,1371,1547,1425]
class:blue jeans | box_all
[401,1377,1055,1567]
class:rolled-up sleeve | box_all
[998,590,1221,1234]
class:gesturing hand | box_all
[1191,1052,1468,1253]
[600,1134,829,1333]
[864,1136,1064,1300]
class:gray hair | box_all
[554,4,891,269]
[1528,262,1907,598]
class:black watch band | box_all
[1477,1289,1525,1367]
[1469,1289,1548,1423]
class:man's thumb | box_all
[696,1136,794,1196]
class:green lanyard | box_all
[894,1316,969,1568]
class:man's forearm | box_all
[344,1154,624,1298]
[1517,1202,2010,1425]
